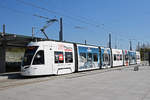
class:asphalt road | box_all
[0,65,150,100]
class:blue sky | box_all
[0,0,150,49]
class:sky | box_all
[0,0,150,50]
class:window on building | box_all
[65,52,73,63]
[54,52,64,63]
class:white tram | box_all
[21,41,75,76]
[123,50,129,66]
[21,40,141,76]
[111,49,123,67]
[136,51,141,65]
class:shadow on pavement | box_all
[0,72,54,80]
[0,72,25,79]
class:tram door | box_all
[63,51,75,74]
[103,53,111,68]
[44,45,53,74]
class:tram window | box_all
[87,53,92,62]
[125,54,128,60]
[114,54,117,61]
[137,55,140,60]
[104,53,109,62]
[65,52,73,63]
[131,54,135,60]
[136,55,138,59]
[55,52,64,63]
[93,53,98,62]
[120,55,122,60]
[138,56,140,59]
[117,54,120,61]
[108,54,110,65]
[33,50,44,65]
[80,53,86,62]
[22,46,38,66]
[80,53,86,59]
[102,54,104,62]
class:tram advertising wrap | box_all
[100,47,111,68]
[129,51,136,65]
[77,44,100,71]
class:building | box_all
[0,32,43,73]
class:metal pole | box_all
[32,27,34,40]
[3,24,5,35]
[0,24,6,73]
[59,17,63,41]
[1,24,5,37]
[85,40,87,45]
[138,42,140,51]
[109,33,111,48]
[130,40,132,50]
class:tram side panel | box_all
[21,41,53,76]
[111,49,123,67]
[100,47,111,68]
[129,51,136,65]
[77,44,100,71]
[136,51,141,65]
[52,41,75,75]
[122,50,129,66]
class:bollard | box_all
[134,66,139,71]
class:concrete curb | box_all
[0,76,8,80]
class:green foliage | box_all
[140,48,150,61]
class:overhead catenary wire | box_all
[0,3,60,36]
[0,3,102,38]
[0,3,54,21]
[0,4,137,49]
[3,0,140,49]
[1,0,112,34]
[15,0,107,29]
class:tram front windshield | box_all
[22,46,39,66]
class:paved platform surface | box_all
[0,66,150,100]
